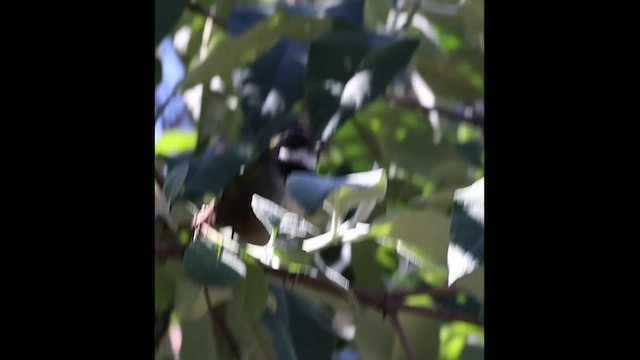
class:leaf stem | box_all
[390,313,417,360]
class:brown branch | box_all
[204,287,240,359]
[187,2,228,29]
[155,244,483,326]
[386,95,484,129]
[390,313,417,360]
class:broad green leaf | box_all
[155,260,179,311]
[371,207,451,266]
[156,129,197,156]
[352,101,471,187]
[163,161,189,204]
[179,11,331,91]
[182,146,249,199]
[183,240,246,287]
[180,312,220,360]
[230,260,269,321]
[441,321,484,360]
[364,0,392,28]
[155,0,186,46]
[452,266,484,302]
[351,240,393,290]
[261,308,298,360]
[448,178,484,286]
[391,315,441,360]
[174,277,208,321]
[353,307,395,360]
[224,303,278,360]
[285,291,336,360]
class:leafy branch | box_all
[155,242,482,326]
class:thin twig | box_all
[390,313,417,360]
[154,244,483,325]
[386,95,484,128]
[204,286,240,359]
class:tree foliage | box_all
[155,0,484,359]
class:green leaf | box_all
[351,240,392,290]
[230,260,269,321]
[179,11,331,91]
[448,178,483,286]
[155,129,197,156]
[371,207,451,267]
[285,291,336,360]
[305,26,372,135]
[155,0,186,46]
[180,312,220,360]
[391,315,440,360]
[183,146,249,199]
[224,302,278,360]
[440,321,484,360]
[163,161,189,204]
[261,308,299,360]
[155,261,178,311]
[353,307,395,360]
[183,240,246,287]
[174,277,209,321]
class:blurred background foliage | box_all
[155,0,484,359]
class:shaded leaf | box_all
[180,313,219,360]
[391,315,440,360]
[353,307,395,360]
[163,161,189,204]
[285,291,336,360]
[155,0,186,46]
[182,147,249,200]
[260,308,298,360]
[225,302,278,360]
[183,240,246,287]
[371,207,451,266]
[155,260,180,311]
[230,260,269,320]
[179,11,331,92]
[351,240,391,290]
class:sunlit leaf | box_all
[448,178,484,285]
[371,207,451,266]
[251,194,319,237]
[440,321,484,360]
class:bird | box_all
[213,122,321,245]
